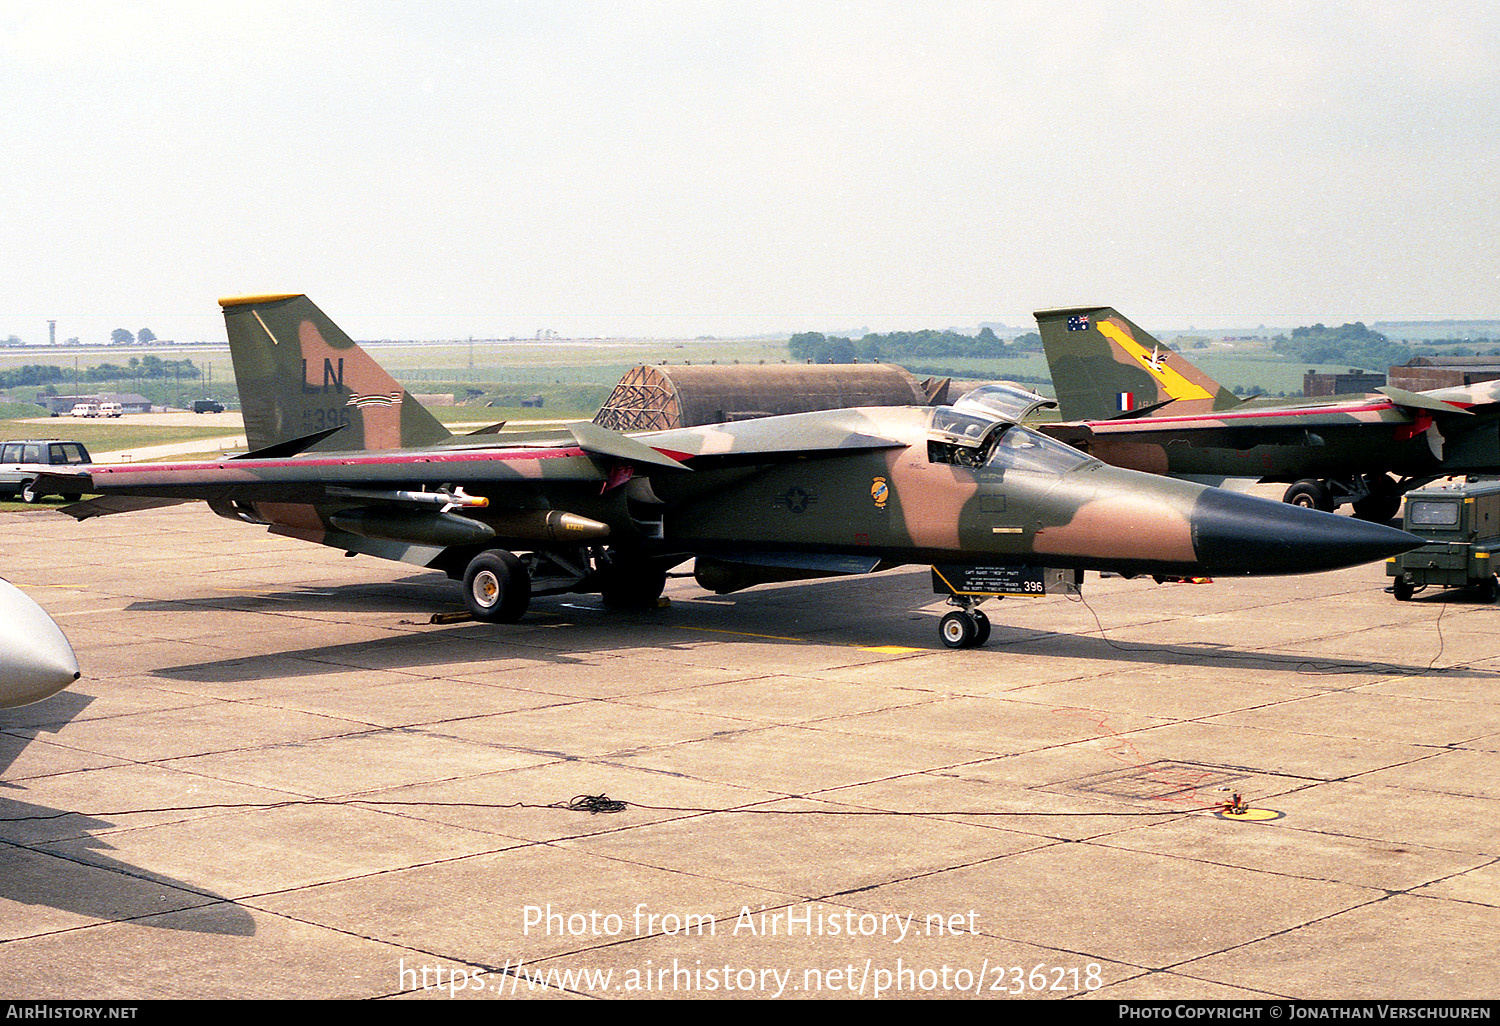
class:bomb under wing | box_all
[60,295,1421,650]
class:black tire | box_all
[1479,576,1499,604]
[598,552,667,610]
[1352,475,1402,522]
[940,611,977,649]
[1392,575,1414,602]
[971,609,991,647]
[1283,480,1333,512]
[19,480,41,504]
[462,550,531,623]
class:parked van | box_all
[69,403,100,418]
[97,402,123,418]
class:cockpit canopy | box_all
[928,385,1091,474]
[951,382,1057,423]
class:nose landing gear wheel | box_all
[970,609,991,647]
[940,609,989,649]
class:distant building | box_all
[1388,356,1500,393]
[1303,369,1386,397]
[42,392,152,415]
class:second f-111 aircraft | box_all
[1037,306,1500,521]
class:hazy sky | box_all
[3,1,1498,344]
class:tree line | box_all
[1270,323,1499,367]
[1270,322,1410,367]
[789,328,1041,364]
[0,355,201,390]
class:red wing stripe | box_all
[1084,400,1400,430]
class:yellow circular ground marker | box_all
[1215,807,1284,822]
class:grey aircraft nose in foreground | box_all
[0,578,80,708]
[53,294,1422,649]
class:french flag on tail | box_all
[1117,392,1134,412]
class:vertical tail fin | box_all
[1035,306,1242,421]
[220,294,452,452]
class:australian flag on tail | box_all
[1067,315,1090,331]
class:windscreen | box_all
[985,425,1093,474]
[930,407,999,445]
[929,404,1094,474]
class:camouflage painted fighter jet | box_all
[1037,306,1500,521]
[53,295,1419,648]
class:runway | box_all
[1,503,1496,999]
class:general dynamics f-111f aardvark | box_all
[51,295,1420,649]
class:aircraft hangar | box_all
[592,362,950,431]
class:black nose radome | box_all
[1191,488,1423,576]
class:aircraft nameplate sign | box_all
[931,565,1081,597]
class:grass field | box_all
[0,421,238,451]
[1181,353,1348,397]
[0,335,801,413]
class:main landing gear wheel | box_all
[597,551,668,610]
[462,549,531,623]
[1352,475,1402,523]
[1283,479,1334,512]
[940,609,990,649]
